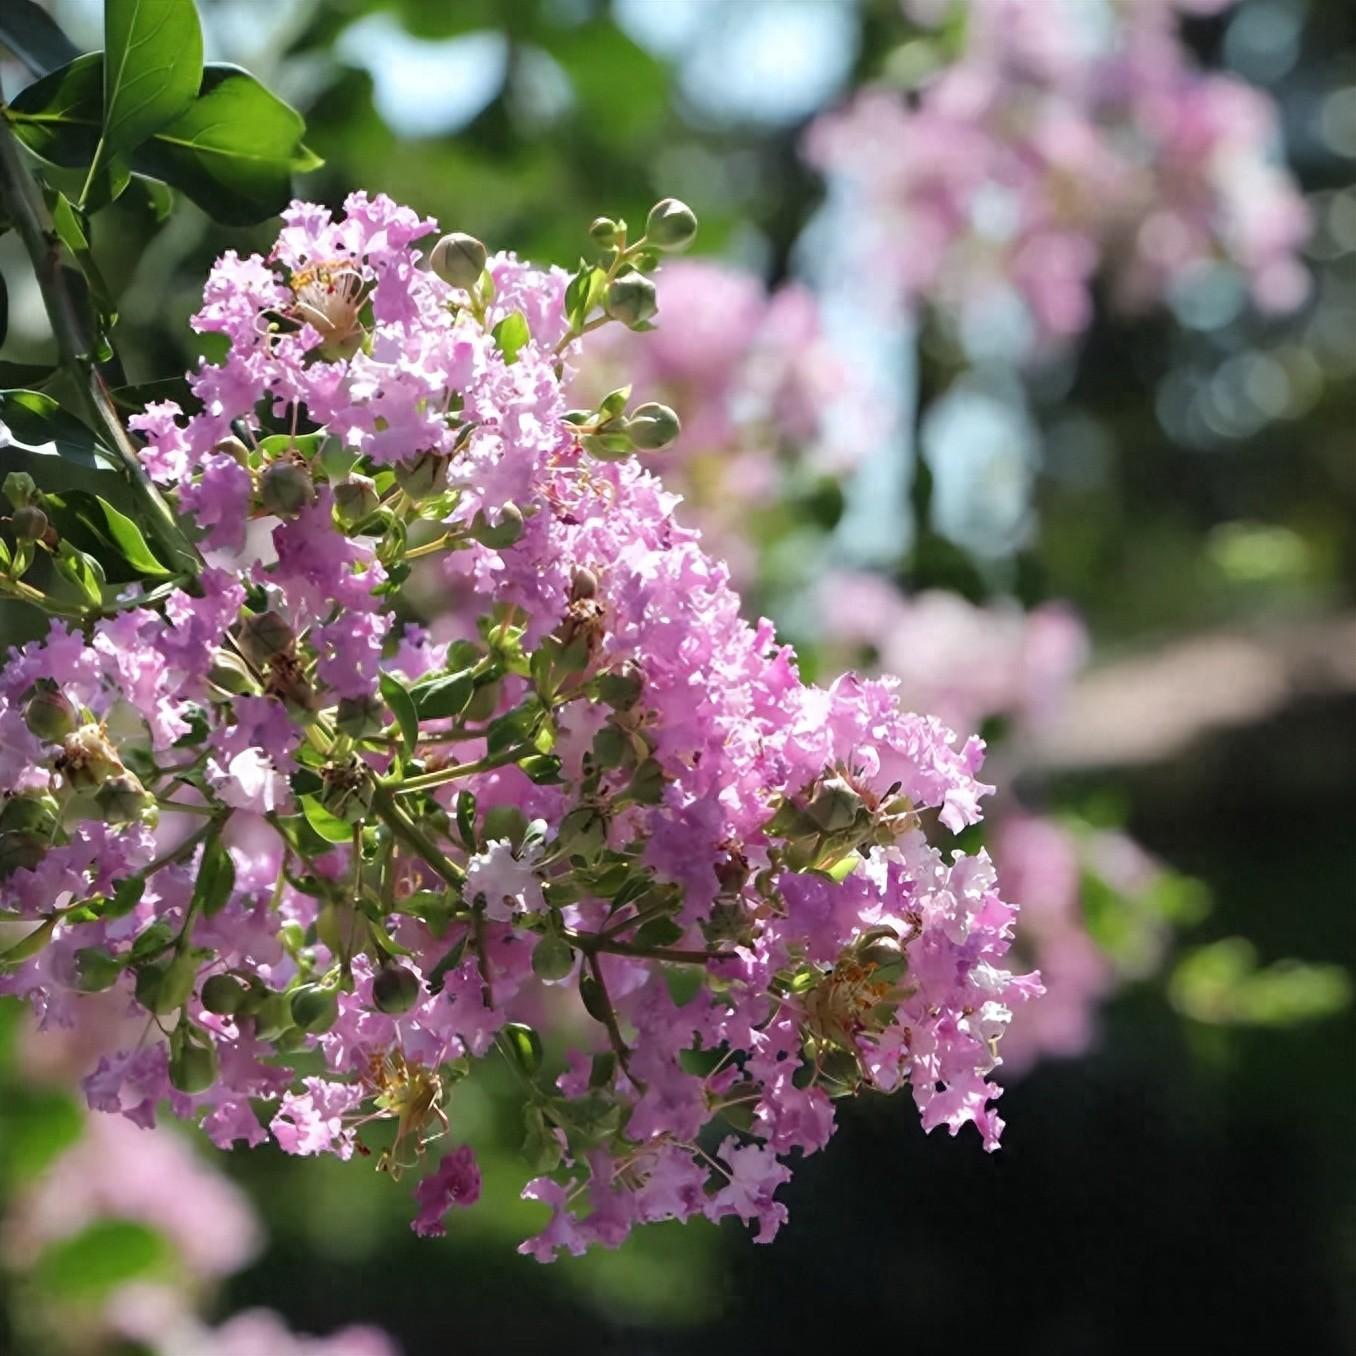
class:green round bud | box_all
[201,972,249,1015]
[645,198,698,252]
[136,950,199,1015]
[0,794,58,837]
[531,932,575,983]
[464,677,501,722]
[625,402,681,450]
[371,963,422,1014]
[240,610,295,664]
[0,830,45,878]
[335,694,384,738]
[12,505,49,541]
[807,778,864,834]
[213,435,251,467]
[168,1029,218,1094]
[251,990,293,1041]
[332,475,380,528]
[589,217,619,245]
[95,772,154,825]
[290,983,339,1032]
[604,271,658,328]
[395,452,447,499]
[429,232,488,290]
[206,650,258,696]
[24,685,77,741]
[3,471,37,509]
[569,566,597,602]
[72,946,122,993]
[259,458,314,518]
[469,502,524,549]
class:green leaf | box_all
[501,1021,543,1075]
[0,389,117,471]
[300,794,353,844]
[0,0,79,79]
[104,875,145,919]
[35,1219,170,1299]
[133,64,323,225]
[379,671,419,759]
[10,58,320,226]
[411,669,474,721]
[455,789,477,851]
[128,919,173,962]
[93,494,170,575]
[194,828,235,917]
[491,311,531,364]
[50,192,118,337]
[102,0,204,159]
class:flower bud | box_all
[336,694,384,737]
[24,683,77,741]
[645,198,698,252]
[468,502,524,549]
[213,435,251,466]
[807,777,864,834]
[395,452,447,499]
[95,772,154,825]
[0,794,58,837]
[0,830,45,878]
[57,724,125,791]
[201,972,249,1015]
[569,566,598,602]
[290,982,339,1032]
[429,232,488,290]
[251,990,293,1041]
[3,471,37,509]
[625,403,681,450]
[240,610,295,664]
[604,271,658,328]
[12,505,49,541]
[136,949,200,1015]
[206,649,258,696]
[532,932,575,983]
[371,963,422,1014]
[332,474,380,528]
[73,946,122,993]
[589,217,619,245]
[259,458,314,518]
[169,1024,218,1094]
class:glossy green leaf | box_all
[50,191,118,337]
[501,1021,543,1075]
[300,794,353,844]
[194,828,235,917]
[491,311,531,363]
[0,390,117,471]
[102,0,203,159]
[44,488,171,577]
[10,57,320,226]
[379,671,419,759]
[412,669,474,720]
[132,64,323,225]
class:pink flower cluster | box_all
[0,194,1038,1257]
[804,0,1310,347]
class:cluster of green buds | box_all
[765,770,918,877]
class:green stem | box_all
[394,745,532,795]
[0,105,201,578]
[568,931,733,966]
[368,783,464,886]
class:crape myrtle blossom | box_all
[0,192,1037,1258]
[805,0,1309,350]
